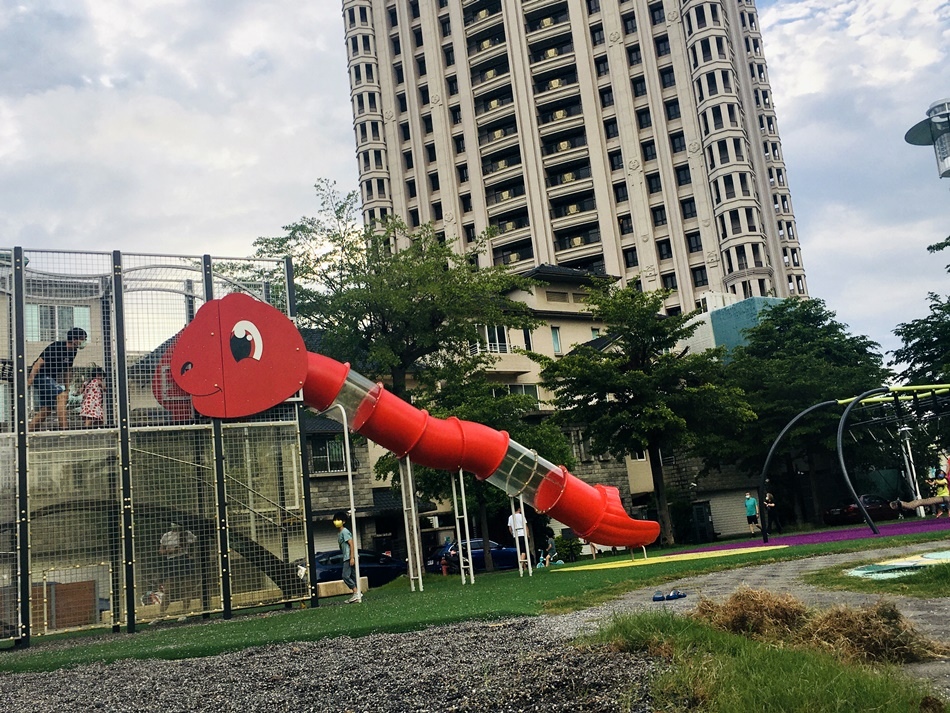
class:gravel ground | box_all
[3,541,950,712]
[0,616,659,713]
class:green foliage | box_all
[530,283,754,544]
[554,534,583,562]
[252,180,540,396]
[891,292,950,386]
[723,298,892,478]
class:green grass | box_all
[804,559,950,598]
[1,528,949,677]
[585,612,946,712]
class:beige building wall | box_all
[341,0,808,314]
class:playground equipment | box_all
[170,293,661,549]
[759,384,950,542]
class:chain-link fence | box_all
[2,248,313,643]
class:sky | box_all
[1,0,947,360]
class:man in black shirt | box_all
[27,327,87,430]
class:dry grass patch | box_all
[691,586,950,665]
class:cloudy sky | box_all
[1,0,947,360]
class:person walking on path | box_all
[744,492,761,535]
[334,511,362,603]
[764,492,783,534]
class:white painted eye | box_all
[230,320,263,362]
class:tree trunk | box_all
[648,442,674,546]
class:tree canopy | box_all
[724,298,892,520]
[252,180,540,397]
[531,283,754,545]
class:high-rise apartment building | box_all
[341,0,807,314]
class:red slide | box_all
[170,293,659,548]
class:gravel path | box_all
[2,540,949,712]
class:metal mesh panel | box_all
[23,250,114,433]
[223,418,310,609]
[130,428,219,621]
[27,433,120,632]
[6,249,307,638]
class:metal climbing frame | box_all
[3,248,314,646]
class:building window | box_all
[655,35,670,56]
[669,133,686,154]
[309,435,346,474]
[614,182,629,202]
[609,150,624,170]
[426,143,436,162]
[627,44,642,66]
[623,246,639,268]
[591,25,605,45]
[587,0,601,14]
[675,164,691,186]
[457,164,469,182]
[406,179,416,198]
[551,326,562,354]
[632,76,647,97]
[686,231,702,253]
[25,304,91,343]
[691,266,709,287]
[681,197,697,219]
[604,118,619,138]
[595,56,610,77]
[665,99,681,120]
[646,172,662,193]
[636,108,652,129]
[444,46,455,66]
[659,67,676,88]
[651,205,667,226]
[661,272,678,290]
[649,2,665,25]
[619,214,634,234]
[600,88,614,108]
[454,135,465,154]
[641,140,657,161]
[403,150,413,169]
[657,238,673,260]
[623,13,637,34]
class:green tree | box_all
[891,292,950,386]
[725,298,892,522]
[530,283,754,546]
[252,179,540,396]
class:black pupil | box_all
[230,333,253,362]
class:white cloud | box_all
[0,2,357,255]
[760,0,950,358]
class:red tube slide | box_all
[170,293,660,549]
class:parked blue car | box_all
[425,539,521,574]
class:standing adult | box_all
[507,503,528,565]
[744,492,761,535]
[27,327,87,430]
[763,492,783,534]
[334,511,362,603]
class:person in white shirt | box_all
[507,504,528,564]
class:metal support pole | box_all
[203,255,232,618]
[399,458,424,592]
[111,251,137,633]
[451,470,474,584]
[12,247,30,646]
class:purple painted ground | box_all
[677,515,950,555]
